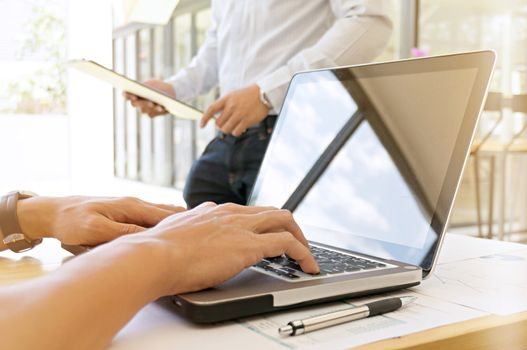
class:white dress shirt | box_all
[167,0,392,113]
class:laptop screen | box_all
[248,51,495,273]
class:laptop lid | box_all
[248,51,495,277]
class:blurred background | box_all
[1,0,526,242]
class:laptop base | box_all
[166,281,420,323]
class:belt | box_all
[218,115,277,140]
[252,114,277,131]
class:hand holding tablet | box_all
[68,59,202,120]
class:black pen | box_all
[278,296,417,336]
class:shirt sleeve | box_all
[165,11,219,103]
[257,0,393,113]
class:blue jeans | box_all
[183,116,277,208]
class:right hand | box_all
[123,79,175,117]
[145,202,320,296]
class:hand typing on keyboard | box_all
[254,246,386,280]
[149,202,320,293]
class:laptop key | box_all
[275,270,290,277]
[344,267,361,272]
[284,263,302,271]
[254,246,387,280]
[271,256,291,264]
[318,263,335,271]
[275,268,301,278]
[255,260,270,268]
[263,266,279,273]
[279,267,300,274]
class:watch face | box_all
[3,233,41,253]
[3,233,26,244]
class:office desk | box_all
[1,234,527,350]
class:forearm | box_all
[0,235,167,350]
[258,1,392,111]
[166,28,219,102]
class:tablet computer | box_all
[69,59,202,120]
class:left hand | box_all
[123,79,175,117]
[17,196,186,246]
[200,84,270,137]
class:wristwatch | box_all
[0,191,42,252]
[259,87,272,110]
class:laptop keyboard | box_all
[253,245,387,280]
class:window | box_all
[112,1,413,190]
[419,1,527,94]
[418,1,527,232]
[113,0,214,188]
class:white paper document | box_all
[436,233,524,264]
[416,248,527,315]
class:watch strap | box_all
[0,191,24,237]
[0,191,41,252]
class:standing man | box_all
[126,0,392,208]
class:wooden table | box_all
[2,237,527,350]
[356,311,527,350]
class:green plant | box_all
[6,0,66,114]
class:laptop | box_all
[171,51,495,323]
